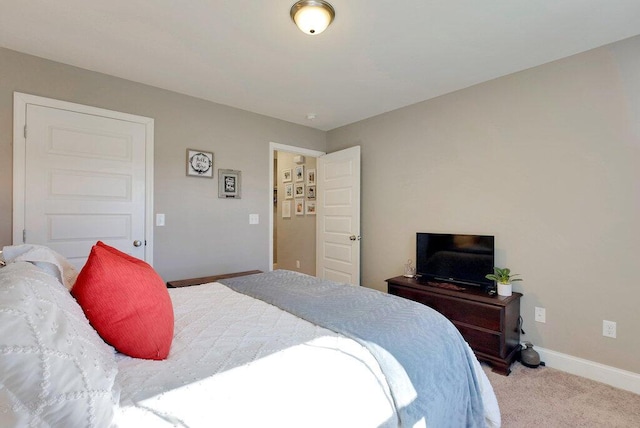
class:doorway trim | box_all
[269,142,325,271]
[13,92,155,264]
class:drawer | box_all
[390,286,502,331]
[455,323,502,357]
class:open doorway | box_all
[269,143,324,273]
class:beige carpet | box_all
[483,362,640,427]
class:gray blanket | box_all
[220,270,485,428]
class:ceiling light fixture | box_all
[290,0,335,35]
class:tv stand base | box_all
[476,347,521,375]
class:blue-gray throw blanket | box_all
[220,270,486,428]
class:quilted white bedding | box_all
[1,250,499,427]
[113,282,400,427]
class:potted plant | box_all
[485,267,522,297]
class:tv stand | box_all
[386,275,522,375]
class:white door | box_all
[13,94,153,269]
[316,146,361,285]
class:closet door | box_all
[14,93,154,269]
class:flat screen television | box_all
[416,233,495,288]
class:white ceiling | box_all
[1,1,639,131]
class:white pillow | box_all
[0,262,119,427]
[2,244,78,290]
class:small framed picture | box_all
[306,168,316,186]
[187,149,214,178]
[305,201,316,215]
[294,184,305,198]
[218,169,241,198]
[285,183,293,199]
[306,185,315,199]
[282,169,292,183]
[295,199,304,215]
[282,200,291,218]
[294,165,304,182]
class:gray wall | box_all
[327,35,640,374]
[0,47,326,280]
[275,151,317,275]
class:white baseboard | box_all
[536,346,640,395]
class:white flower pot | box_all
[497,282,512,297]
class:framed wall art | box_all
[218,169,241,198]
[294,165,304,182]
[295,199,304,215]
[282,200,291,218]
[285,183,293,199]
[187,149,214,178]
[305,201,316,215]
[306,168,316,186]
[282,169,292,183]
[294,184,305,198]
[306,185,315,199]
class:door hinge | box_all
[144,240,147,246]
[24,125,27,139]
[22,229,26,243]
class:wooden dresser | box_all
[386,275,522,375]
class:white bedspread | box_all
[113,282,399,427]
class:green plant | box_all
[485,267,522,284]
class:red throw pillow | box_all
[72,242,174,360]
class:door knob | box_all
[133,240,142,247]
[349,235,361,241]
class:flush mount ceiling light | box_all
[290,0,335,35]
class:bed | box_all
[0,244,500,427]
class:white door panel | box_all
[316,146,361,286]
[18,100,149,269]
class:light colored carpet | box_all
[483,362,640,427]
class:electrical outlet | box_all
[535,307,546,323]
[603,320,617,338]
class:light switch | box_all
[249,214,259,225]
[156,213,165,226]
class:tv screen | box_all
[416,233,494,287]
